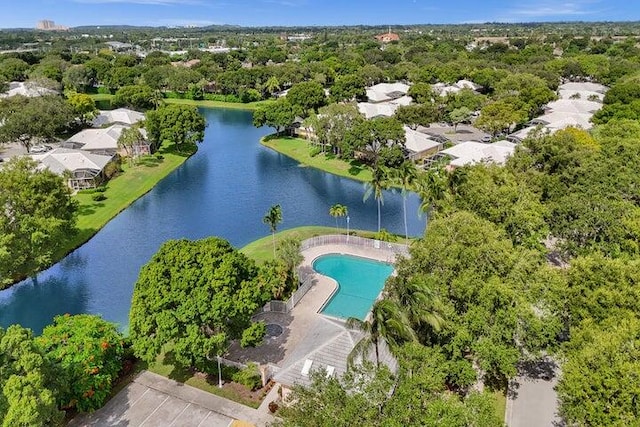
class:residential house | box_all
[0,81,58,98]
[440,140,517,168]
[403,126,444,161]
[64,124,151,157]
[92,108,145,127]
[375,30,400,43]
[30,148,113,190]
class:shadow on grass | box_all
[162,350,194,383]
[77,202,105,217]
[161,142,198,158]
[135,156,163,168]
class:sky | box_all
[1,0,639,29]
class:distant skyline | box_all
[2,0,639,29]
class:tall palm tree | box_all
[386,274,445,336]
[364,167,390,232]
[414,166,448,226]
[346,299,417,367]
[393,161,418,243]
[263,204,282,259]
[329,203,348,233]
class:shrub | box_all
[241,321,266,348]
[92,193,106,201]
[78,188,97,194]
[37,314,125,412]
[155,154,164,160]
[309,146,322,157]
[97,86,112,94]
[231,363,262,391]
[94,186,107,193]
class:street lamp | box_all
[346,216,350,243]
[217,355,223,388]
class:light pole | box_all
[346,216,350,243]
[217,355,223,388]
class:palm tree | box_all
[386,275,444,336]
[346,299,417,367]
[393,161,417,243]
[263,204,282,259]
[414,166,448,226]
[364,167,390,232]
[329,203,348,233]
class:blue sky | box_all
[2,0,638,29]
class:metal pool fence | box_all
[259,235,409,314]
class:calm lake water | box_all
[0,108,425,334]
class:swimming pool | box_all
[313,254,394,320]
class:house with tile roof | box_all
[30,148,114,190]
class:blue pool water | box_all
[313,254,394,320]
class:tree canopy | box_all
[129,237,267,371]
[145,104,206,150]
[0,157,77,288]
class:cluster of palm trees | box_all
[329,203,349,233]
[364,160,449,243]
[347,274,445,368]
[347,161,451,367]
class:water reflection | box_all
[0,108,424,334]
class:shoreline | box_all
[3,144,197,290]
[260,135,373,183]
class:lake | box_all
[0,108,425,334]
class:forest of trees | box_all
[0,22,640,425]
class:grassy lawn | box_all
[490,386,508,422]
[240,226,407,264]
[261,136,373,183]
[88,94,271,111]
[53,144,195,262]
[164,98,273,111]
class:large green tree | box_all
[0,95,74,152]
[0,325,62,426]
[0,157,77,288]
[145,104,206,150]
[252,98,302,134]
[129,237,266,371]
[286,80,326,114]
[558,316,640,426]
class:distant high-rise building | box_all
[36,20,68,31]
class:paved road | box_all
[69,371,276,427]
[506,358,563,427]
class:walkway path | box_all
[506,358,563,427]
[69,371,276,427]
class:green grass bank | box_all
[53,143,196,265]
[260,136,373,183]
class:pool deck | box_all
[227,243,403,382]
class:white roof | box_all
[366,82,410,103]
[31,148,112,175]
[432,79,480,96]
[0,81,57,98]
[403,126,442,153]
[455,79,481,91]
[67,124,147,152]
[546,99,601,115]
[559,82,608,94]
[509,125,541,141]
[92,108,145,127]
[357,96,412,119]
[532,112,593,130]
[558,89,604,102]
[441,140,517,167]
